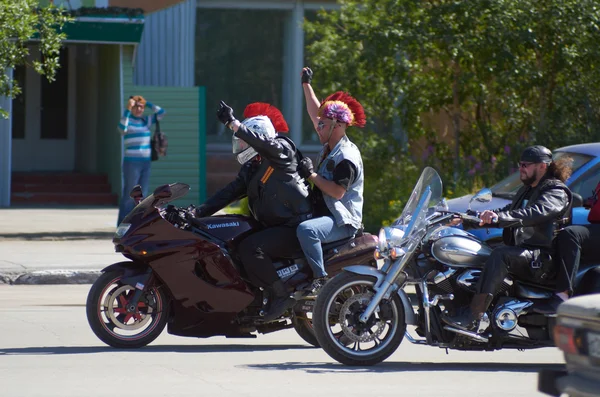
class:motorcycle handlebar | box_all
[457,212,498,225]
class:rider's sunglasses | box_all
[317,119,334,130]
[518,161,535,169]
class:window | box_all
[302,9,322,145]
[195,8,287,144]
[490,151,593,198]
[11,66,25,140]
[569,163,600,200]
[41,47,68,139]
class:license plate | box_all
[588,332,600,359]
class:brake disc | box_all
[338,292,386,343]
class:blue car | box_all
[446,142,600,244]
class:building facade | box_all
[133,0,339,195]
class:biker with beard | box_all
[444,145,573,331]
[194,101,313,322]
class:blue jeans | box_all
[296,216,357,278]
[117,160,151,225]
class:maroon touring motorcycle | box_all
[86,183,377,348]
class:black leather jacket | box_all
[196,124,313,227]
[471,176,572,249]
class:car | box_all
[538,292,600,397]
[446,142,600,243]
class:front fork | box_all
[120,268,154,313]
[357,241,417,323]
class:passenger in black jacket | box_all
[444,145,573,331]
[195,101,313,321]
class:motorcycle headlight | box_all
[114,223,131,239]
[378,226,406,252]
[378,228,388,251]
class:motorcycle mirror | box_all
[472,188,493,203]
[468,188,493,210]
[434,198,449,212]
[129,185,143,204]
[153,184,173,200]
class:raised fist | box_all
[301,67,313,84]
[217,100,236,126]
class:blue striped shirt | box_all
[117,103,166,162]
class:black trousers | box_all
[477,245,539,295]
[237,226,302,288]
[554,224,600,294]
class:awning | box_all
[61,16,144,44]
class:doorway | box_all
[12,45,76,171]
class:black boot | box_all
[262,280,296,322]
[442,293,494,331]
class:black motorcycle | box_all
[312,167,600,365]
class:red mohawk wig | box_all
[243,102,289,133]
[318,91,366,128]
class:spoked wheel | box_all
[313,272,406,366]
[86,270,169,348]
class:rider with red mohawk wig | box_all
[195,101,313,321]
[297,67,366,292]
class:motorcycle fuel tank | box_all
[431,235,493,268]
[195,215,259,242]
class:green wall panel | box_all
[121,46,205,207]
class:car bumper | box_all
[539,368,600,397]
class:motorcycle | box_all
[312,167,600,366]
[86,183,377,349]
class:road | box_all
[0,285,564,397]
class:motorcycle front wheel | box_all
[86,270,169,349]
[313,272,406,366]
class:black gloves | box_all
[298,157,315,179]
[217,100,236,127]
[301,67,313,84]
[194,204,209,218]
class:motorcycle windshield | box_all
[391,167,443,240]
[129,183,191,217]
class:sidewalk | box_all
[0,208,118,284]
[0,207,118,241]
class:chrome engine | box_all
[492,299,533,331]
[455,269,513,294]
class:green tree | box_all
[305,0,600,231]
[0,1,70,117]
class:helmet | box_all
[233,116,276,164]
[233,103,289,165]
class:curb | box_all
[0,232,114,241]
[0,270,101,285]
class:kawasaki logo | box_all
[206,222,240,230]
[277,264,299,278]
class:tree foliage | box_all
[305,0,600,231]
[0,1,70,117]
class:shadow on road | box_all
[243,361,565,374]
[0,344,313,356]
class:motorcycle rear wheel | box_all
[292,311,319,347]
[86,270,169,349]
[313,272,405,366]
